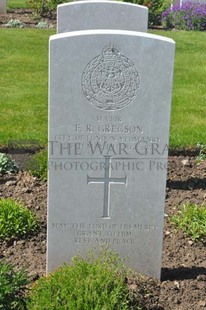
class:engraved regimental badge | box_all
[81,44,140,111]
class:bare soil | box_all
[0,153,205,309]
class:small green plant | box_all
[0,153,18,175]
[5,19,25,28]
[196,143,206,163]
[0,198,39,241]
[0,260,30,310]
[28,149,47,180]
[171,203,206,241]
[36,21,49,28]
[27,249,135,310]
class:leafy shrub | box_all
[0,198,39,241]
[162,2,206,30]
[27,0,68,16]
[27,249,134,310]
[196,143,206,163]
[36,21,49,28]
[28,149,47,181]
[0,260,30,310]
[0,153,18,175]
[5,19,25,28]
[171,203,206,241]
[124,0,170,26]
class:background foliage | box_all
[27,0,69,16]
[162,2,206,30]
[123,0,170,26]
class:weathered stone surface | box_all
[47,29,175,279]
[0,0,6,14]
[57,1,148,33]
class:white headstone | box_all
[57,1,148,33]
[0,0,6,14]
[47,29,175,279]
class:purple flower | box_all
[162,1,206,30]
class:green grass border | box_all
[0,29,206,148]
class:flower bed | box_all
[162,1,206,30]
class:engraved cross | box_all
[87,156,127,219]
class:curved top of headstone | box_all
[57,1,148,33]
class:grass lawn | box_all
[0,29,205,148]
[0,29,55,146]
[151,30,206,148]
[7,0,29,9]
